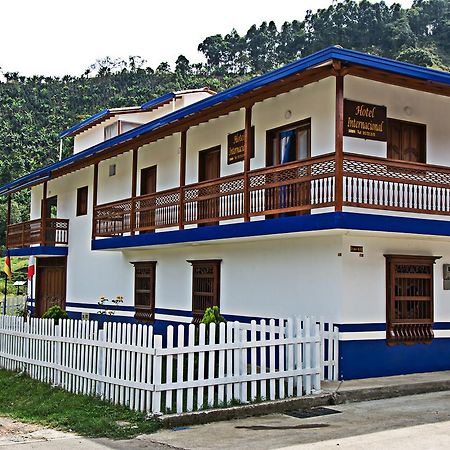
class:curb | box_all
[158,379,450,427]
[332,379,450,405]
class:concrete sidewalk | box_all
[160,370,450,427]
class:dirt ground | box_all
[0,416,72,446]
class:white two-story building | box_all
[2,47,450,380]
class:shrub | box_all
[42,305,69,324]
[201,306,226,326]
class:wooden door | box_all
[139,166,157,232]
[35,257,67,317]
[387,119,426,163]
[198,146,221,226]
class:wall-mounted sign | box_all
[350,245,364,253]
[227,126,255,164]
[344,100,387,142]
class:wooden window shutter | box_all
[189,260,221,324]
[385,255,440,345]
[132,261,156,323]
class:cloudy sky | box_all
[1,0,413,76]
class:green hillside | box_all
[0,0,448,247]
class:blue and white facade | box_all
[2,47,450,379]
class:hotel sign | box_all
[227,126,255,164]
[344,100,387,142]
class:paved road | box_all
[1,391,450,449]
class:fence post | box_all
[96,328,106,398]
[312,321,321,392]
[152,334,163,414]
[303,317,311,395]
[333,326,339,381]
[54,323,61,387]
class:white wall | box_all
[97,151,133,205]
[138,134,180,192]
[38,167,130,304]
[341,232,450,325]
[78,233,344,321]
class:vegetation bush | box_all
[42,305,69,323]
[201,306,226,326]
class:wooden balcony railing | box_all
[343,153,450,214]
[93,154,336,237]
[6,218,69,248]
[92,153,450,239]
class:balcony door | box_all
[265,119,311,216]
[387,119,426,163]
[35,257,67,317]
[139,165,157,232]
[198,146,221,226]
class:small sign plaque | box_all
[350,245,364,253]
[344,100,387,142]
[227,126,255,164]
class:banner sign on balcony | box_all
[227,126,255,164]
[344,100,387,142]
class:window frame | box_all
[385,254,440,345]
[132,261,156,323]
[265,118,311,167]
[76,186,88,217]
[188,259,221,323]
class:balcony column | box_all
[40,181,48,246]
[130,148,138,235]
[335,69,344,212]
[243,105,253,222]
[179,129,187,229]
[91,163,98,239]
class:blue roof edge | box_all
[60,92,177,139]
[3,47,450,195]
[59,109,109,138]
[140,92,175,110]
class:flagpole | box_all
[3,273,7,315]
[30,277,33,317]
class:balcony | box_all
[7,218,69,249]
[92,152,450,239]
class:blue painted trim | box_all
[339,323,450,332]
[92,213,340,250]
[4,246,68,257]
[340,338,450,379]
[338,323,386,332]
[140,92,175,110]
[337,212,450,237]
[66,301,135,312]
[155,307,192,318]
[2,47,449,196]
[92,212,450,250]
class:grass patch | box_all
[0,256,28,295]
[0,369,160,439]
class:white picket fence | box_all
[0,296,27,316]
[0,315,339,414]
